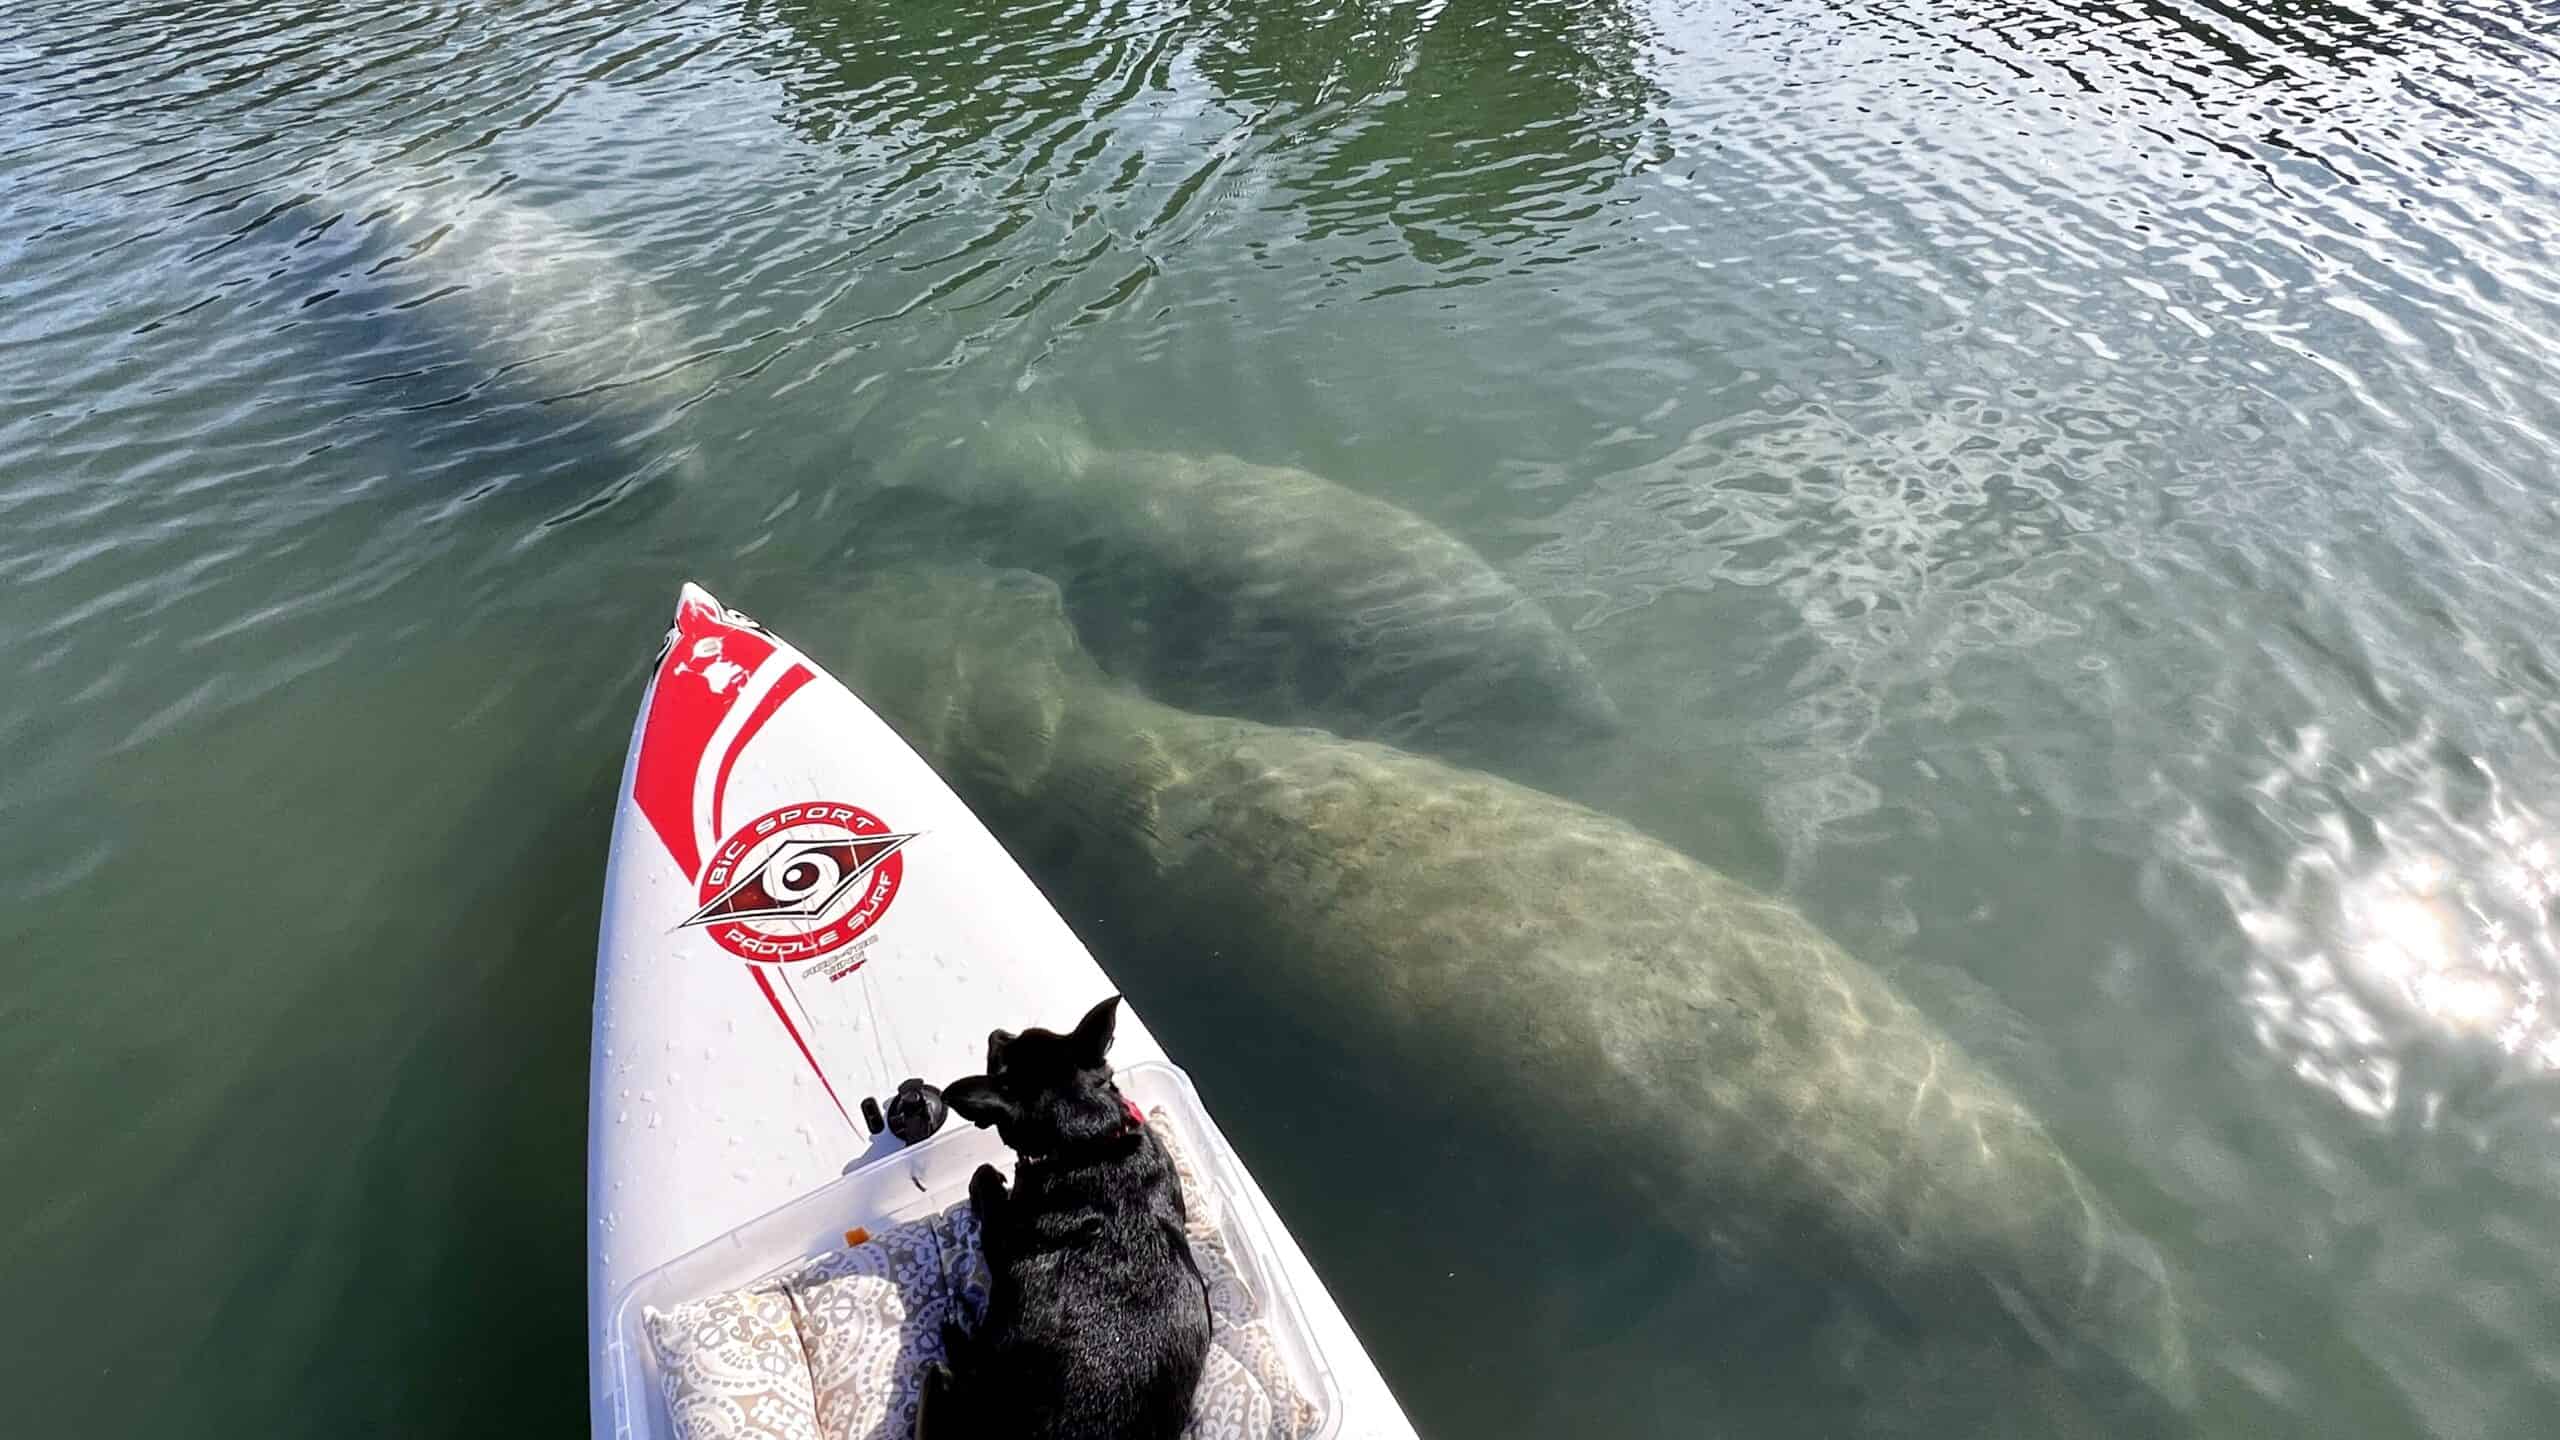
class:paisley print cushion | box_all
[779,1214,961,1440]
[641,1285,822,1440]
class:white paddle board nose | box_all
[591,583,1416,1440]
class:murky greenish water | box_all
[8,0,2560,1434]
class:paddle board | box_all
[587,583,1417,1439]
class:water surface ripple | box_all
[5,0,2560,1435]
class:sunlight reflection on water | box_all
[2235,760,2560,1120]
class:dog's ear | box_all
[985,1028,1016,1069]
[1069,994,1120,1067]
[941,1075,1017,1129]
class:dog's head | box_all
[941,995,1128,1155]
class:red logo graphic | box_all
[684,802,915,964]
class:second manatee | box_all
[880,410,1618,753]
[833,564,2192,1417]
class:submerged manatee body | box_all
[304,174,706,490]
[375,185,696,413]
[884,412,1618,752]
[836,566,2192,1415]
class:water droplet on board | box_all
[617,1110,629,1125]
[640,1090,656,1104]
[649,1112,662,1129]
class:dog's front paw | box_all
[918,1358,958,1440]
[968,1162,1008,1215]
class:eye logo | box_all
[684,802,915,964]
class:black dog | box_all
[921,996,1210,1440]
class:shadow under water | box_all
[750,0,1672,285]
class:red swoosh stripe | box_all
[629,590,855,1133]
[752,968,853,1130]
[632,595,775,879]
[710,664,814,839]
[703,659,849,1127]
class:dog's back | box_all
[929,997,1210,1440]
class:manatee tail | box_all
[977,390,1096,488]
[831,561,1205,865]
[2061,1223,2197,1419]
[868,387,1096,506]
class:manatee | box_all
[834,565,2192,1415]
[278,173,707,494]
[879,408,1618,752]
[366,184,697,415]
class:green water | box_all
[7,0,2560,1434]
